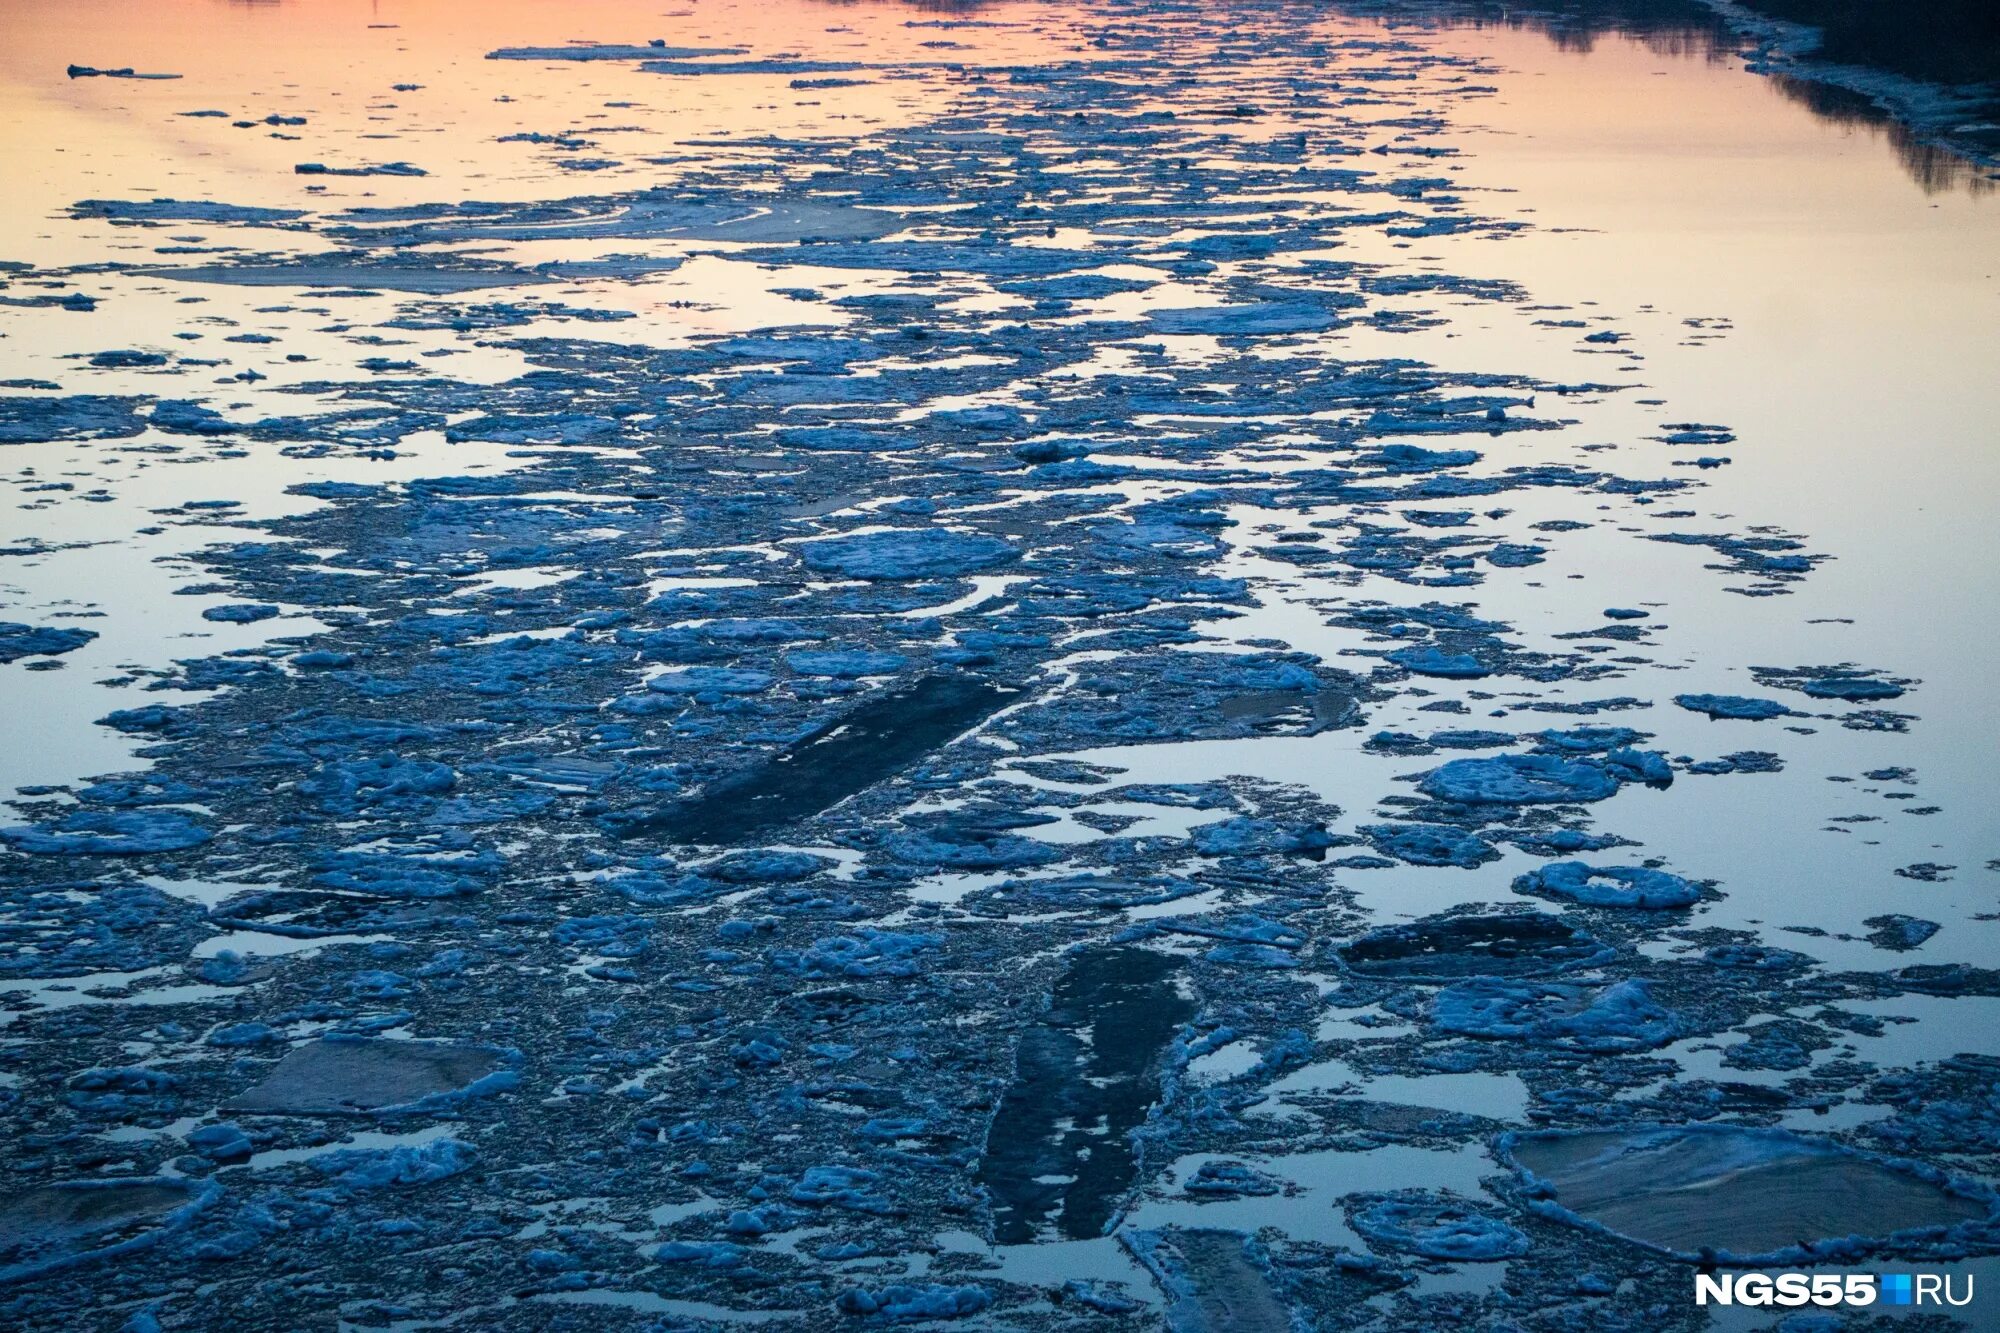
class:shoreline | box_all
[1347,0,1999,186]
[1697,0,2000,180]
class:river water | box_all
[1,1,1996,1328]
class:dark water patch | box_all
[613,674,1018,844]
[207,890,465,939]
[980,947,1195,1244]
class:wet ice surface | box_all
[1,0,1998,1328]
[1503,1125,1991,1262]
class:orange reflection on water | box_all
[0,0,1081,268]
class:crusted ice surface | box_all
[221,1037,515,1116]
[1503,1124,1994,1262]
[1,0,1995,1327]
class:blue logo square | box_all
[1882,1273,1913,1305]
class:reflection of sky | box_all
[0,0,1109,275]
[880,15,2000,1080]
[1326,25,2000,1030]
[1364,0,1997,192]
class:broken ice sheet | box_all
[1,0,1996,1326]
[1504,1125,1993,1262]
[221,1037,516,1116]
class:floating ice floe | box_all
[1502,1125,1995,1263]
[1513,861,1704,909]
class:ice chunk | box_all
[0,1178,217,1284]
[1432,978,1680,1052]
[71,198,305,224]
[1389,646,1489,679]
[1361,822,1498,868]
[1513,861,1702,909]
[1864,915,1940,951]
[771,929,939,980]
[834,1284,990,1321]
[1418,754,1620,805]
[311,1138,476,1189]
[646,667,775,695]
[148,257,553,292]
[224,1037,512,1116]
[1,810,211,855]
[798,529,1020,580]
[1185,1161,1284,1198]
[1347,1191,1530,1260]
[786,649,908,678]
[1504,1125,1992,1262]
[1148,301,1337,335]
[703,850,832,883]
[0,623,96,662]
[486,42,744,61]
[1803,677,1904,701]
[1189,817,1334,857]
[1339,913,1613,980]
[201,603,281,624]
[1674,693,1791,720]
[0,393,146,444]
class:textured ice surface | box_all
[2,810,212,855]
[1339,913,1614,981]
[1417,754,1623,805]
[1513,861,1704,909]
[797,529,1021,580]
[1506,1126,1993,1261]
[0,1179,216,1284]
[1432,978,1682,1052]
[1347,1191,1531,1260]
[222,1037,512,1116]
[1674,692,1792,720]
[0,623,96,662]
[1,0,1993,1327]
